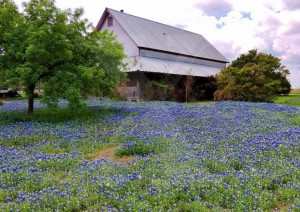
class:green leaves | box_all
[1,0,126,114]
[215,49,291,102]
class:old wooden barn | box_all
[96,8,228,100]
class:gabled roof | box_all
[96,8,228,63]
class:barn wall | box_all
[100,16,139,57]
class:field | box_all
[0,100,300,211]
[275,92,300,107]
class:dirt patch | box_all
[93,147,133,164]
[95,147,115,159]
[274,202,292,212]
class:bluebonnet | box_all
[0,100,299,210]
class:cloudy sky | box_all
[14,0,300,88]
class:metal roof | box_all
[97,8,228,63]
[124,56,221,77]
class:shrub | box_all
[214,49,291,102]
[0,99,3,105]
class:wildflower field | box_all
[0,100,300,211]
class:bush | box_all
[0,99,3,105]
[214,49,291,102]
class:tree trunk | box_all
[185,87,188,103]
[28,85,35,116]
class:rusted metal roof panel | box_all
[106,8,228,63]
[125,57,221,77]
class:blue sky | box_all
[15,0,300,88]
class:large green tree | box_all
[0,0,126,114]
[214,49,291,102]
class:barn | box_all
[96,8,228,101]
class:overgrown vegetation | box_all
[140,72,217,102]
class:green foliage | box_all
[115,138,170,157]
[230,160,244,171]
[115,141,156,157]
[0,99,3,105]
[143,80,172,101]
[178,201,210,211]
[214,49,292,102]
[277,188,298,202]
[191,76,217,101]
[65,87,86,110]
[0,0,126,114]
[203,159,227,173]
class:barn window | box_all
[107,16,113,27]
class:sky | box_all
[14,0,300,88]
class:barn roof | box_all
[96,8,228,63]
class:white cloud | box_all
[194,0,233,19]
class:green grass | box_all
[114,137,172,157]
[289,115,300,126]
[114,141,156,157]
[185,100,214,105]
[0,107,115,124]
[274,95,300,107]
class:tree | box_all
[214,49,291,102]
[0,0,126,115]
[184,75,195,102]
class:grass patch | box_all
[275,95,300,107]
[114,137,172,157]
[290,89,300,95]
[203,159,227,173]
[290,115,300,126]
[0,107,115,124]
[185,100,214,105]
[115,141,156,157]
